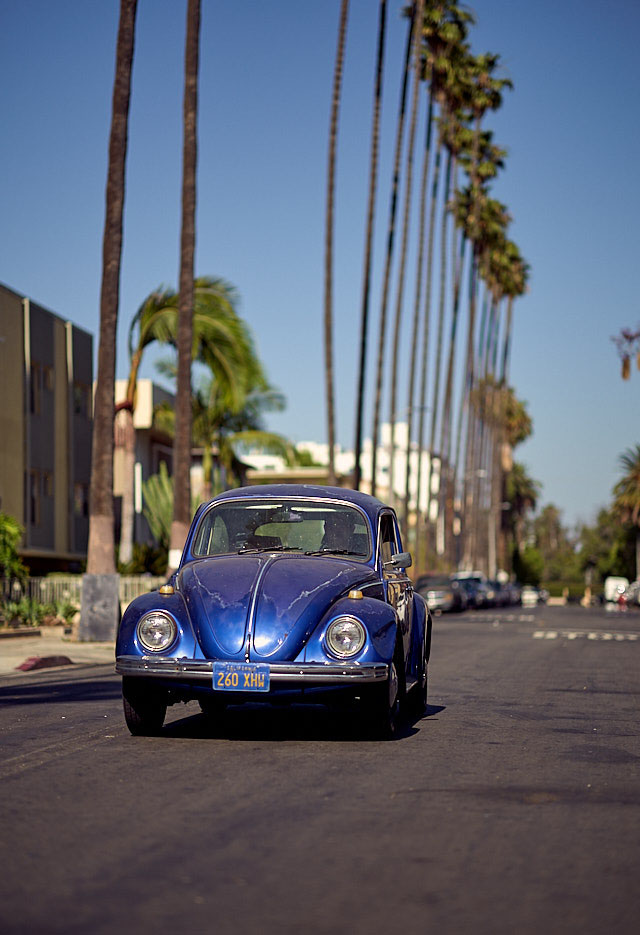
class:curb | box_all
[0,627,43,639]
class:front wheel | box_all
[362,656,402,740]
[409,633,428,719]
[199,695,226,721]
[122,678,167,736]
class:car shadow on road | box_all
[0,670,121,707]
[159,700,446,743]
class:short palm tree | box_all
[154,367,289,501]
[613,445,640,578]
[117,277,250,564]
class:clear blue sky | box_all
[1,0,638,529]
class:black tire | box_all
[122,678,167,736]
[409,629,428,719]
[363,652,403,740]
[198,696,226,721]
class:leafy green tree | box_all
[532,505,581,585]
[513,544,544,586]
[141,462,199,560]
[0,512,28,594]
[578,507,635,586]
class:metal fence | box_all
[1,576,167,607]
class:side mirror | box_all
[386,551,412,570]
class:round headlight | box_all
[325,616,366,658]
[137,612,177,653]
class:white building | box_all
[242,423,439,518]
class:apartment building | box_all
[0,283,92,572]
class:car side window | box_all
[379,513,398,567]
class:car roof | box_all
[206,484,391,526]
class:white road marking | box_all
[532,630,640,642]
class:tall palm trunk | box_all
[86,0,137,576]
[370,6,415,497]
[437,226,466,562]
[460,250,479,569]
[413,124,443,569]
[324,0,349,487]
[354,0,387,491]
[387,0,424,510]
[169,0,200,572]
[403,87,434,543]
[424,146,453,555]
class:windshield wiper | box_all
[304,548,366,557]
[237,545,303,554]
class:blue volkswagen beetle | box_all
[116,485,432,738]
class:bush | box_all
[0,596,46,628]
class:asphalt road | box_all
[1,603,639,935]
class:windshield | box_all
[191,498,371,561]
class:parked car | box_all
[452,572,492,609]
[487,580,508,607]
[626,580,640,605]
[520,585,539,607]
[454,577,480,609]
[603,576,629,604]
[116,485,432,739]
[415,574,467,613]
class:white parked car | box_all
[603,576,629,603]
[520,586,539,607]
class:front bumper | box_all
[116,655,388,684]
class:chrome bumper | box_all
[115,655,388,684]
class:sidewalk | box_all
[0,626,115,677]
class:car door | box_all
[378,511,413,661]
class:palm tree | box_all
[155,375,290,500]
[170,0,200,572]
[612,326,640,379]
[116,277,247,564]
[324,0,350,487]
[409,3,473,565]
[81,0,137,639]
[354,0,387,490]
[370,3,415,497]
[613,445,640,578]
[505,460,539,560]
[86,0,137,576]
[115,286,174,565]
[387,0,425,509]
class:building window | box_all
[73,483,89,517]
[73,382,90,417]
[30,362,41,415]
[27,470,41,526]
[43,365,54,393]
[43,472,54,498]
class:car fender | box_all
[116,589,198,659]
[302,594,397,664]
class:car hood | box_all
[179,553,378,660]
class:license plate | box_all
[213,662,270,692]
